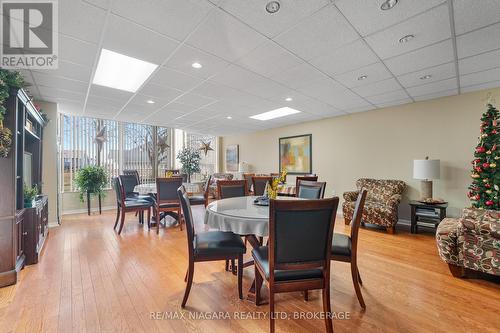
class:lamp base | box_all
[420,180,433,200]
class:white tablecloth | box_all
[204,196,299,237]
[134,182,203,195]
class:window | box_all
[174,129,217,182]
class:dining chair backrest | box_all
[350,189,367,259]
[297,180,326,199]
[119,174,138,196]
[252,176,273,196]
[269,198,339,274]
[217,180,248,199]
[123,169,140,184]
[295,175,318,190]
[156,177,184,204]
[243,173,255,192]
[178,186,196,250]
[203,175,212,199]
[112,177,125,206]
[271,173,286,183]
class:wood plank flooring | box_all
[0,206,498,333]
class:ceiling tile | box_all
[335,0,445,36]
[273,6,359,61]
[38,86,86,103]
[89,84,133,102]
[309,39,379,76]
[365,4,451,59]
[457,22,500,59]
[236,40,303,78]
[375,98,413,109]
[59,35,98,67]
[86,94,126,109]
[413,88,458,101]
[407,78,458,98]
[461,81,500,94]
[269,63,327,89]
[174,93,216,108]
[138,83,182,100]
[103,14,179,64]
[344,105,376,114]
[366,89,410,104]
[128,93,177,110]
[220,0,329,38]
[164,45,229,79]
[460,67,500,87]
[459,49,500,75]
[58,102,85,115]
[334,62,393,88]
[397,62,456,88]
[32,60,92,83]
[111,0,213,40]
[148,67,203,91]
[32,72,88,94]
[453,0,500,35]
[186,10,266,62]
[384,39,454,76]
[352,78,403,97]
[59,0,107,43]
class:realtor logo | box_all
[1,0,58,69]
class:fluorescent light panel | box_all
[250,107,301,121]
[93,49,158,92]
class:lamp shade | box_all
[413,159,440,180]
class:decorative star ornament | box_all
[158,136,170,151]
[199,140,214,156]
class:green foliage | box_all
[468,103,500,210]
[23,183,39,202]
[0,69,25,159]
[176,148,201,182]
[74,165,108,202]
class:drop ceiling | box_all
[17,0,500,135]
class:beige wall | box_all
[221,88,500,219]
[40,101,59,225]
[62,190,116,214]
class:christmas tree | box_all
[468,102,500,210]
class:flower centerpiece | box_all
[266,169,287,199]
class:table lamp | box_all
[413,157,440,200]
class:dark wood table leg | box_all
[244,235,263,303]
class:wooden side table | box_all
[409,200,448,234]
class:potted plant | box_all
[23,183,38,208]
[176,148,201,183]
[74,165,108,205]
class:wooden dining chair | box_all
[112,177,153,235]
[297,180,326,199]
[156,177,184,234]
[331,189,368,309]
[253,198,339,333]
[252,176,273,196]
[243,173,255,194]
[188,175,211,207]
[217,180,248,199]
[295,175,318,190]
[123,169,140,184]
[177,186,246,308]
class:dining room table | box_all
[204,195,301,302]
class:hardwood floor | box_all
[0,207,498,333]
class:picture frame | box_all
[225,144,239,172]
[279,134,312,174]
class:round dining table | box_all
[204,195,300,302]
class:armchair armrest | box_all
[343,191,359,202]
[385,194,402,207]
[461,211,500,240]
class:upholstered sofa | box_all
[436,208,499,278]
[208,173,234,198]
[343,178,406,233]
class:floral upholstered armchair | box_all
[436,208,499,278]
[208,173,234,198]
[343,178,406,234]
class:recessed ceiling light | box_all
[226,116,232,119]
[93,49,158,92]
[420,75,432,80]
[146,100,155,104]
[266,1,280,14]
[381,0,398,10]
[192,62,202,69]
[357,75,368,81]
[399,34,415,43]
[285,97,293,102]
[250,107,301,121]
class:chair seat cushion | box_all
[159,202,180,209]
[252,246,323,282]
[189,195,205,205]
[194,231,246,256]
[331,233,351,257]
[123,200,152,208]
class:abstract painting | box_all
[226,144,239,172]
[279,134,312,174]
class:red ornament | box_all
[475,167,482,172]
[483,163,490,168]
[485,183,491,188]
[476,146,486,153]
[493,130,498,134]
[474,195,481,201]
[486,200,494,206]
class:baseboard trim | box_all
[62,206,115,215]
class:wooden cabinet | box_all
[0,88,46,288]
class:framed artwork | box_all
[226,144,239,172]
[279,134,312,174]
